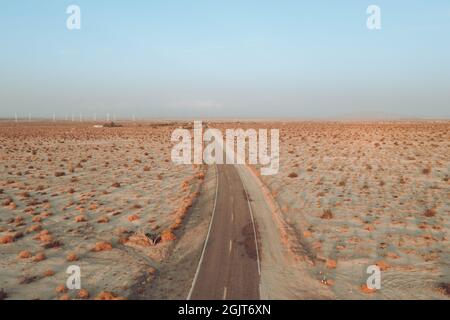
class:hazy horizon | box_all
[1,1,450,119]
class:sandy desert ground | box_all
[1,120,449,300]
[214,121,449,299]
[0,121,207,300]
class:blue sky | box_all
[1,1,449,119]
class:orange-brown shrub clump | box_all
[78,289,90,299]
[95,291,126,300]
[43,269,55,277]
[74,215,87,222]
[92,241,113,252]
[55,284,67,293]
[424,208,436,217]
[321,209,333,220]
[360,284,376,294]
[160,229,176,242]
[18,251,32,259]
[0,235,14,244]
[34,252,46,262]
[128,214,140,222]
[67,253,78,261]
[326,259,337,269]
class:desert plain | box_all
[0,120,449,300]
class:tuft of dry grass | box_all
[66,253,78,262]
[92,241,113,252]
[321,209,333,220]
[33,252,46,262]
[160,229,176,242]
[95,291,125,300]
[360,284,376,294]
[18,251,32,259]
[55,284,67,293]
[424,208,436,217]
[43,269,55,277]
[74,215,87,223]
[326,259,337,269]
[128,214,140,222]
[0,235,14,244]
[422,167,431,174]
[437,283,450,296]
[78,289,90,299]
[376,260,390,271]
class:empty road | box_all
[188,164,260,300]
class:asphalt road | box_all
[189,164,260,300]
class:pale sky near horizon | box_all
[1,1,449,119]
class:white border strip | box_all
[187,164,219,300]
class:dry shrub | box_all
[424,208,436,217]
[55,284,67,293]
[422,167,431,174]
[111,182,121,188]
[376,260,390,271]
[160,229,176,242]
[128,214,140,222]
[14,216,24,223]
[437,283,450,296]
[95,291,125,300]
[326,259,337,269]
[37,230,53,242]
[181,180,190,190]
[78,289,90,299]
[34,252,46,262]
[196,172,205,180]
[360,284,376,294]
[92,241,113,252]
[0,235,14,244]
[54,171,65,177]
[2,198,13,206]
[171,217,183,230]
[288,172,298,178]
[321,209,333,220]
[43,269,55,277]
[118,236,129,245]
[18,251,32,259]
[67,253,78,262]
[27,224,42,233]
[75,215,87,222]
